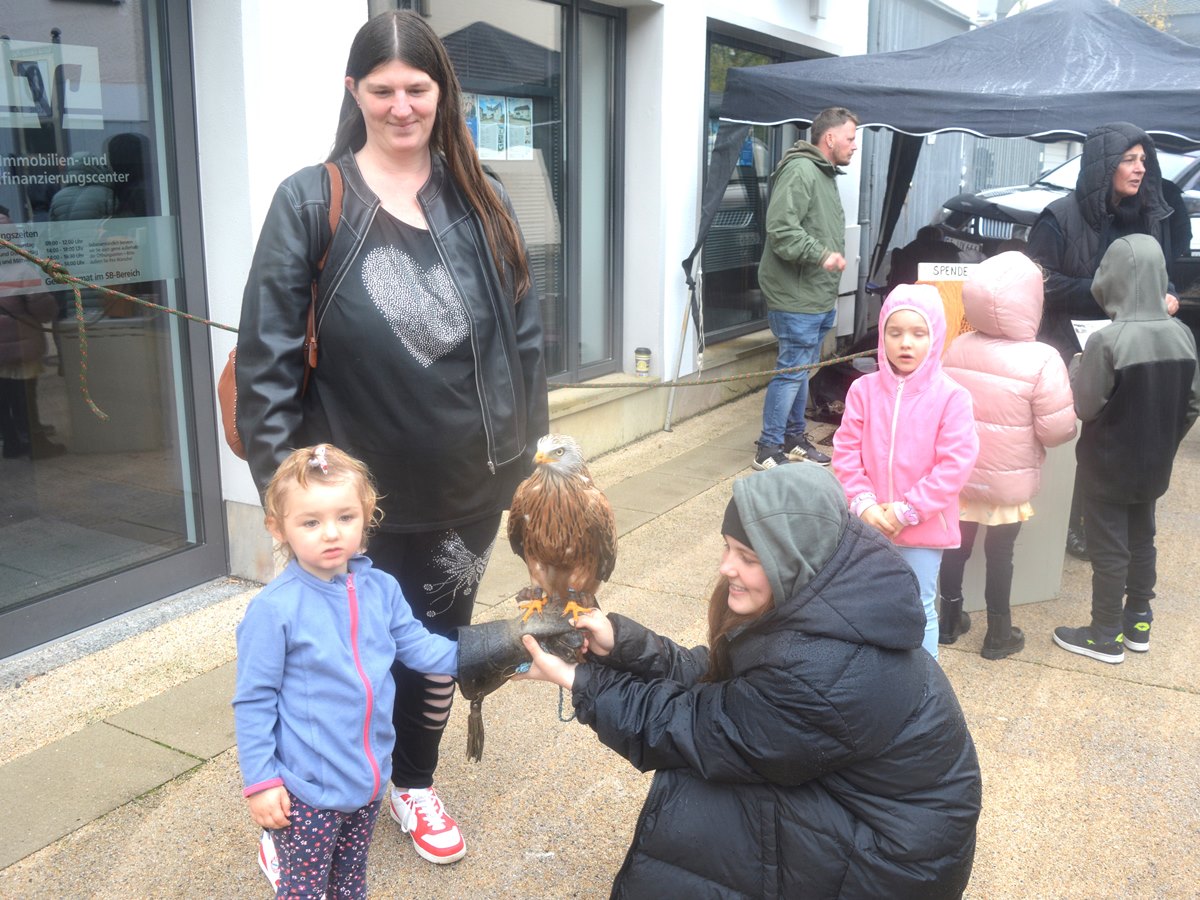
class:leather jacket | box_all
[235,150,548,525]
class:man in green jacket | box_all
[754,107,858,471]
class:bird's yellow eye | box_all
[555,448,564,456]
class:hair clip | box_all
[309,444,329,475]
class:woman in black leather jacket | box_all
[235,10,547,869]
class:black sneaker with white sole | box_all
[784,434,832,466]
[1123,609,1152,652]
[752,448,792,471]
[1052,625,1124,664]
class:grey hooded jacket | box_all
[1072,233,1200,503]
[572,464,981,899]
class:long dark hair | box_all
[700,575,773,683]
[329,11,530,300]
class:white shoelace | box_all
[407,789,447,831]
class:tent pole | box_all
[663,279,694,432]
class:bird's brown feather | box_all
[508,452,616,600]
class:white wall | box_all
[192,0,366,507]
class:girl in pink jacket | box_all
[941,252,1076,659]
[833,284,979,659]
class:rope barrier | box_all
[1,237,873,417]
[3,237,236,422]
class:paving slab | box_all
[472,535,527,609]
[105,662,237,761]
[702,418,763,453]
[647,442,751,482]
[3,393,1199,896]
[612,504,658,537]
[0,722,199,869]
[946,650,1200,898]
[601,470,710,515]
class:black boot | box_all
[938,595,971,645]
[981,612,1025,660]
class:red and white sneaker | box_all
[388,786,466,864]
[258,830,281,892]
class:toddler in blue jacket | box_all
[233,444,458,896]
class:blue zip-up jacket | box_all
[233,556,458,813]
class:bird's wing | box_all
[581,482,618,584]
[507,473,539,560]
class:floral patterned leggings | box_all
[271,793,382,899]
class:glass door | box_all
[0,0,225,656]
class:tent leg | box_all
[663,286,694,432]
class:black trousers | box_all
[367,513,502,789]
[1081,493,1156,633]
[939,520,1022,615]
[0,376,32,451]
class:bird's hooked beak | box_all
[533,450,550,465]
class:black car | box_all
[932,151,1200,311]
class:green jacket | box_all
[757,141,846,314]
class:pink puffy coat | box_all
[833,284,979,549]
[943,251,1076,507]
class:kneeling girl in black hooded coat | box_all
[519,462,981,899]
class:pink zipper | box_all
[887,378,905,502]
[346,574,382,800]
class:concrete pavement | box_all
[1,391,1198,898]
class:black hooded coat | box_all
[571,464,981,899]
[1027,122,1176,361]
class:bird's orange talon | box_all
[518,595,548,621]
[560,600,595,624]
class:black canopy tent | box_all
[684,0,1200,336]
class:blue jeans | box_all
[758,308,837,449]
[897,546,943,660]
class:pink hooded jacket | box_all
[943,251,1076,507]
[833,284,979,549]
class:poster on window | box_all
[461,92,479,147]
[0,39,104,129]
[506,97,533,160]
[476,95,506,160]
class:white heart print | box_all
[361,245,469,368]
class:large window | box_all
[702,35,797,342]
[0,0,224,655]
[386,0,624,381]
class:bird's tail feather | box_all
[467,697,485,762]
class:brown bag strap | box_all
[302,161,344,393]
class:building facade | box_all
[1,0,885,656]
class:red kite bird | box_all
[507,434,617,622]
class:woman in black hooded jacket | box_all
[1028,121,1180,362]
[520,463,981,899]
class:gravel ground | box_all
[2,392,1198,898]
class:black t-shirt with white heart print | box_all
[311,209,502,532]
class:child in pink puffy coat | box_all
[941,251,1076,659]
[833,284,979,660]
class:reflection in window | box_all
[0,7,202,615]
[702,38,794,343]
[417,0,621,381]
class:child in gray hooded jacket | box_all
[1052,234,1200,664]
